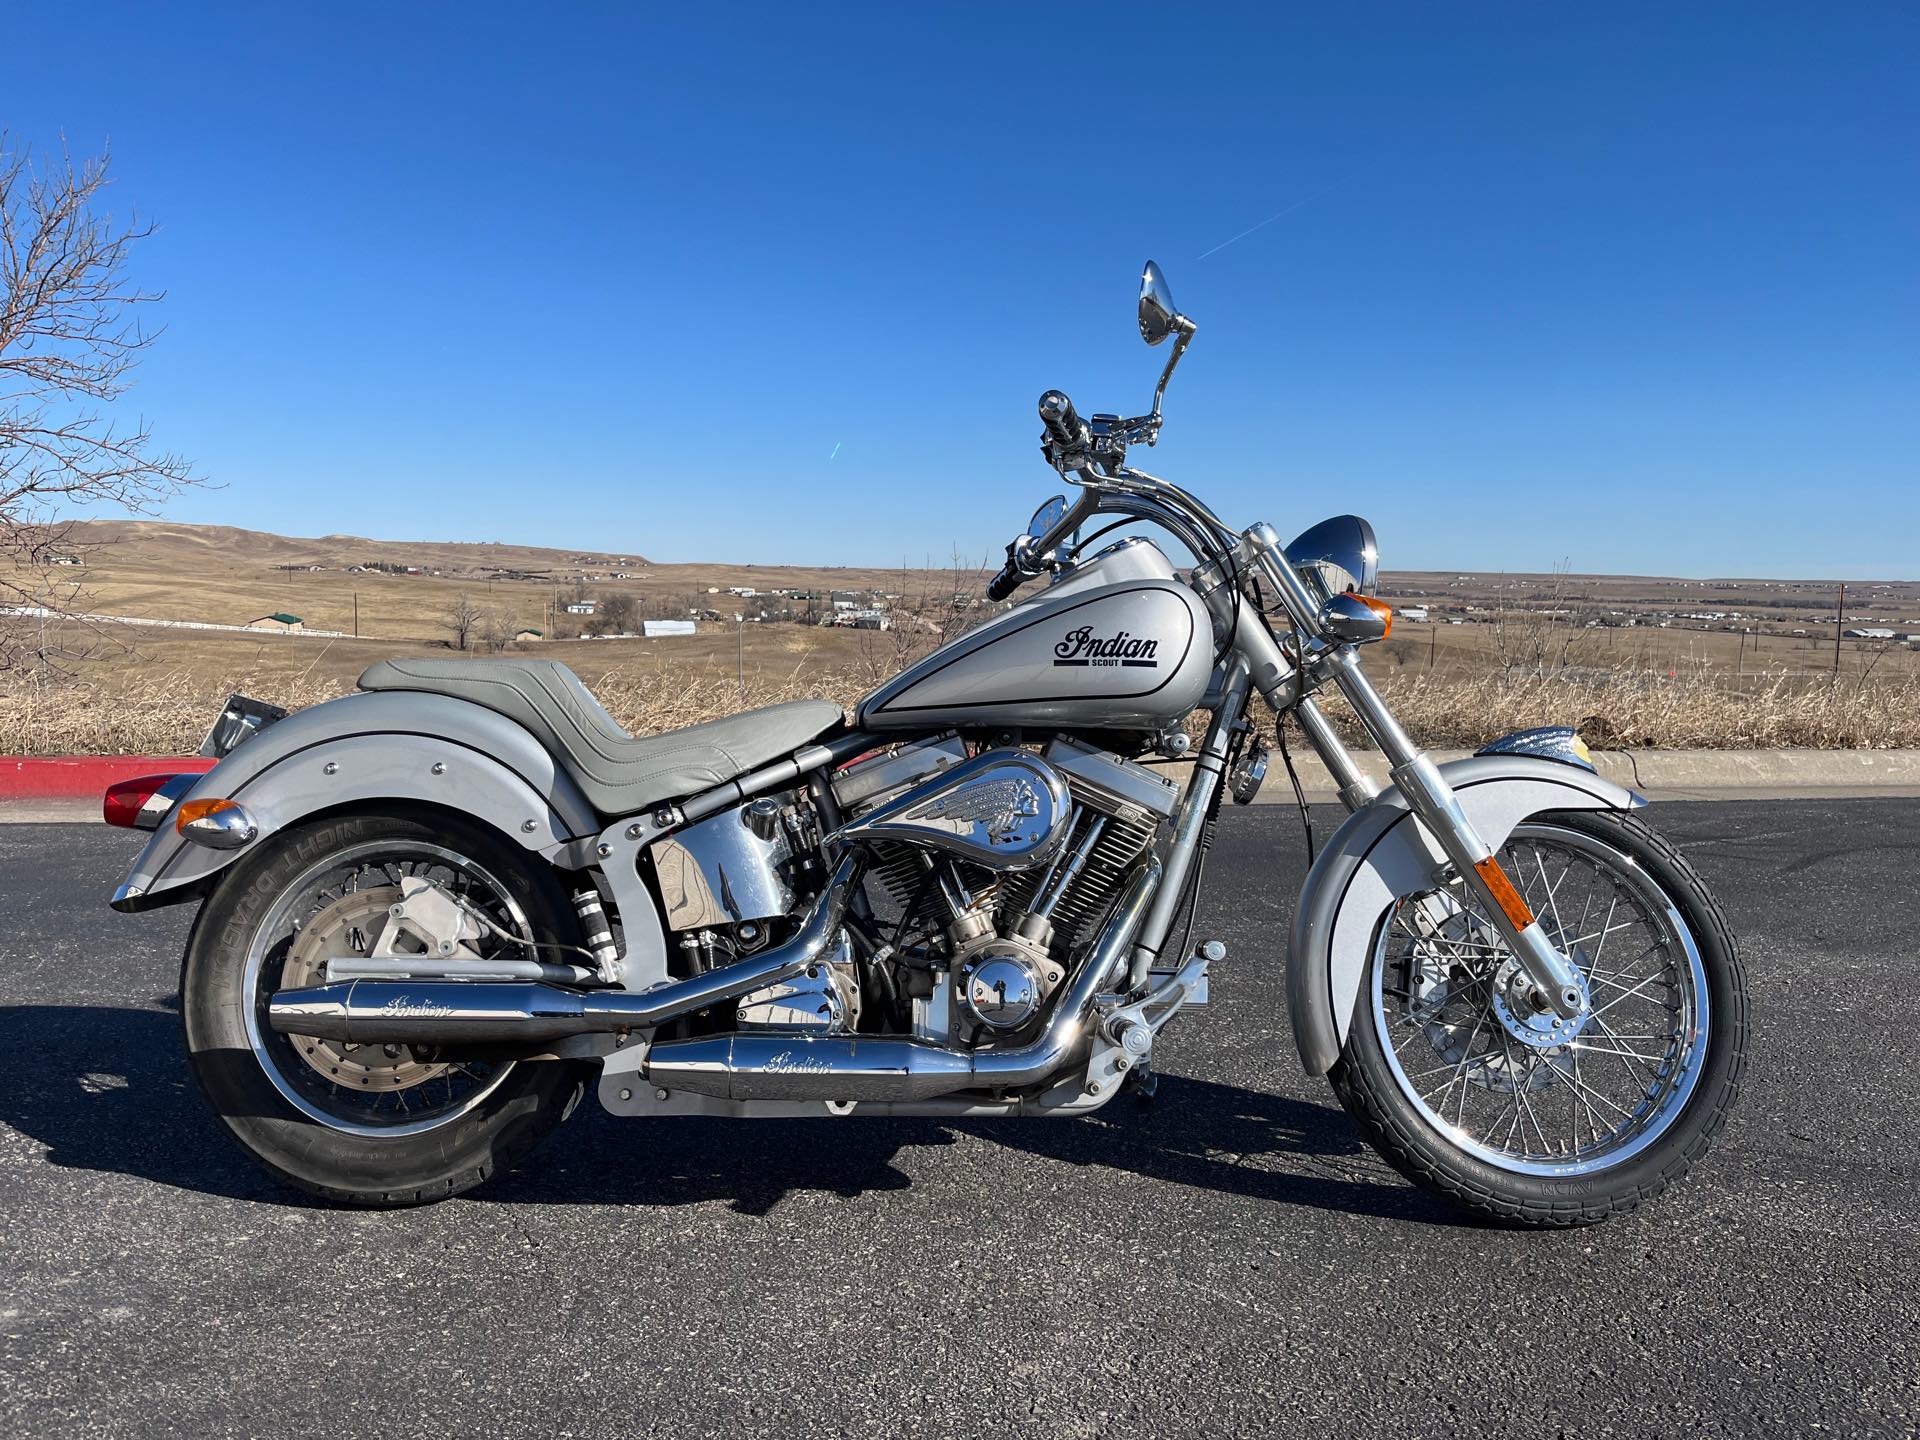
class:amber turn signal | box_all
[1355,594,1393,640]
[176,797,243,833]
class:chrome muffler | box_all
[268,979,662,1045]
[642,859,1161,1104]
[266,856,856,1046]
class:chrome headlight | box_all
[1283,514,1379,605]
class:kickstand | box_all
[1128,1068,1159,1105]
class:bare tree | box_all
[598,591,636,635]
[1490,562,1602,682]
[2,134,198,669]
[442,591,482,651]
[480,607,518,653]
[851,551,989,685]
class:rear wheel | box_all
[1330,809,1747,1226]
[182,810,592,1206]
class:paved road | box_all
[1,802,1914,1438]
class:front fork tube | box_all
[1305,649,1588,1021]
[1126,657,1253,990]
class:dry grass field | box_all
[4,520,1917,755]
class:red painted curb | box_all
[0,755,217,800]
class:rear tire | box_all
[182,810,592,1206]
[1329,809,1747,1227]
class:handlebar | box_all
[1038,390,1087,453]
[985,559,1023,603]
[985,394,1093,601]
[987,387,1255,607]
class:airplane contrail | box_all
[828,441,842,461]
[1195,176,1351,261]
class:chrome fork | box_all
[1246,529,1588,1022]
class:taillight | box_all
[103,773,196,830]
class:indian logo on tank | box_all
[1052,626,1160,668]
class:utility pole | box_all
[352,592,359,639]
[1835,582,1845,673]
[736,614,746,700]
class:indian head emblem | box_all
[922,777,1042,845]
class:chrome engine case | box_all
[735,929,862,1033]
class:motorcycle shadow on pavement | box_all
[0,1004,1460,1226]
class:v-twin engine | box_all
[833,735,1178,1043]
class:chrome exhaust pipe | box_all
[642,859,1161,1104]
[266,856,856,1045]
[268,979,627,1045]
[641,1033,978,1102]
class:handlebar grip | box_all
[986,566,1022,603]
[1038,390,1086,451]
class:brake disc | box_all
[280,887,452,1092]
[1406,908,1555,1097]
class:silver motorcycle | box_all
[106,262,1746,1224]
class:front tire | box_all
[182,810,592,1207]
[1329,808,1747,1227]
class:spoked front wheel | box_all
[1330,808,1747,1226]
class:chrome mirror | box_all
[1139,261,1180,346]
[1284,515,1379,603]
[1139,260,1198,427]
[1021,494,1076,572]
[1027,495,1067,542]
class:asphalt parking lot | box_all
[1,800,1914,1438]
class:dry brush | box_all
[6,658,1919,758]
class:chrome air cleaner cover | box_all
[834,748,1071,872]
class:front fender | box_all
[111,690,601,911]
[1286,755,1646,1075]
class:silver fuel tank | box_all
[857,541,1213,732]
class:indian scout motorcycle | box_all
[104,263,1746,1224]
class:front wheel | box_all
[1329,808,1747,1227]
[182,810,593,1206]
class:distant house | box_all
[1844,627,1896,640]
[514,628,545,643]
[48,554,82,567]
[252,613,304,633]
[564,602,596,616]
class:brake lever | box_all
[1083,414,1163,469]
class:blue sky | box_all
[5,4,1914,578]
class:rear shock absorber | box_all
[573,888,620,982]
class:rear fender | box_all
[1287,755,1646,1075]
[111,691,600,911]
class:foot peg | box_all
[1083,940,1218,1102]
[1147,937,1218,1009]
